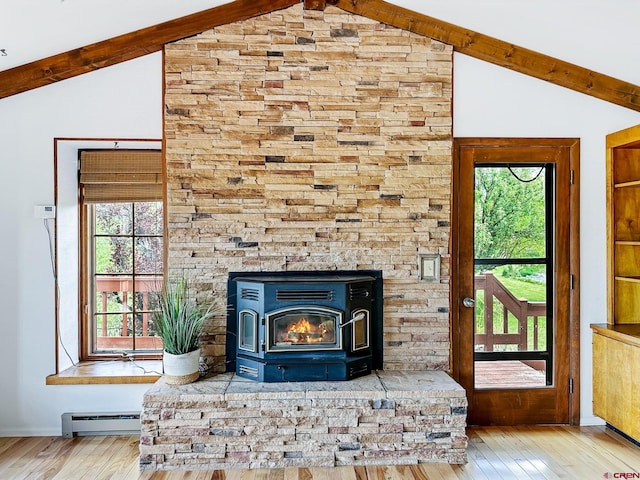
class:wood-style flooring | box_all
[0,426,638,479]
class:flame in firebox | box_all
[288,318,315,334]
[282,317,333,344]
[275,317,336,346]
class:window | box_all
[79,150,164,359]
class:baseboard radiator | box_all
[61,412,141,438]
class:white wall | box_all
[0,53,163,435]
[1,0,640,434]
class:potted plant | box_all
[153,276,215,385]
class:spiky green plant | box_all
[153,277,214,355]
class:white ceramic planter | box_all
[163,348,201,385]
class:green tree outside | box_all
[474,166,546,262]
[474,166,548,352]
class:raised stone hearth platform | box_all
[140,371,467,470]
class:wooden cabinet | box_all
[607,124,640,324]
[592,325,640,442]
[591,123,640,443]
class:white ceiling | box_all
[2,0,640,86]
[0,0,224,70]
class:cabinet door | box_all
[592,333,607,421]
[592,332,640,442]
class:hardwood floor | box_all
[0,426,638,479]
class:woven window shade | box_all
[80,149,163,203]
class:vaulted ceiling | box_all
[1,0,640,112]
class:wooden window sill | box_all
[46,360,162,385]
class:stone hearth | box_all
[140,371,467,470]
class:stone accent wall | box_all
[164,4,453,372]
[140,371,467,469]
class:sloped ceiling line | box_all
[1,0,640,112]
[0,0,299,99]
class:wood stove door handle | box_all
[341,312,366,328]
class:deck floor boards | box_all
[474,360,546,389]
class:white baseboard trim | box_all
[0,427,61,437]
[580,415,606,426]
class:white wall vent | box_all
[61,412,141,438]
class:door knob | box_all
[462,297,475,308]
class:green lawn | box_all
[493,274,546,302]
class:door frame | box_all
[451,137,581,425]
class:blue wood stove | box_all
[226,271,383,382]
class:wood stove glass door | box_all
[267,306,342,352]
[351,309,370,351]
[238,309,258,353]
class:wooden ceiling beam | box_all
[1,0,640,112]
[0,0,298,99]
[333,0,640,112]
[304,0,326,10]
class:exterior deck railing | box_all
[95,275,162,350]
[474,272,546,352]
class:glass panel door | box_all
[473,164,553,389]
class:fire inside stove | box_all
[269,308,341,351]
[280,317,335,344]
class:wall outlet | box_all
[34,205,56,219]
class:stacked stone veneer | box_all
[140,371,467,469]
[164,3,453,372]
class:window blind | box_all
[79,149,163,203]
